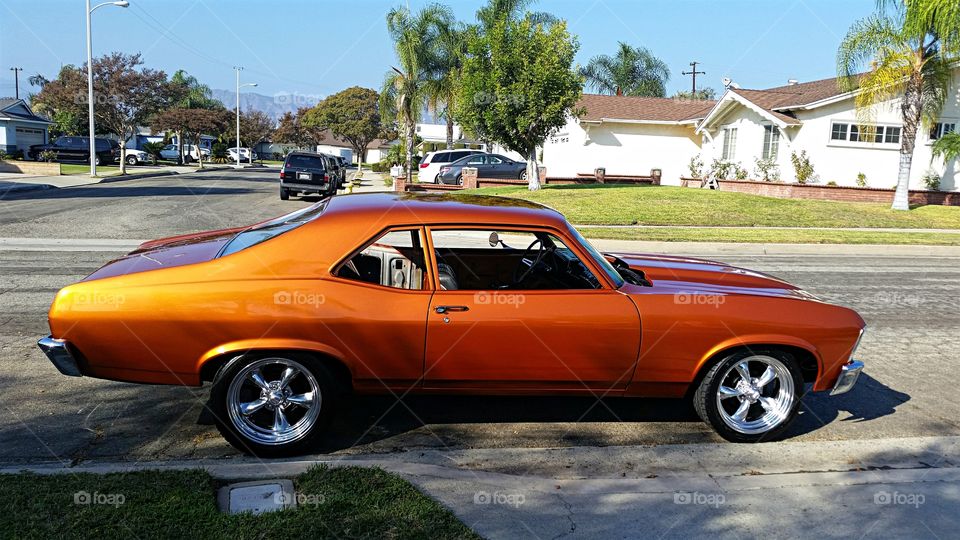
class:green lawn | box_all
[60,164,123,176]
[474,184,960,229]
[581,226,960,245]
[0,466,476,539]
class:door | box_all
[424,228,641,390]
[485,155,511,178]
[461,154,488,178]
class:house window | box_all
[831,123,849,140]
[885,126,901,144]
[929,122,956,140]
[762,125,780,160]
[722,127,737,160]
[830,121,900,146]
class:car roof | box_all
[313,192,565,229]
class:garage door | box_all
[15,126,45,151]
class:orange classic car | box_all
[38,193,865,456]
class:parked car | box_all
[419,149,485,183]
[123,149,150,166]
[159,144,210,164]
[228,147,258,162]
[38,193,865,456]
[322,153,346,188]
[28,136,119,165]
[279,151,337,200]
[437,153,528,185]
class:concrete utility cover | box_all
[217,479,296,515]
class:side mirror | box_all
[488,231,501,248]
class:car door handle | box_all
[435,305,469,314]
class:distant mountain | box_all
[210,89,322,122]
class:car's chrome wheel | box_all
[226,357,322,446]
[715,355,795,435]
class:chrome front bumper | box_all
[829,359,863,395]
[37,336,83,377]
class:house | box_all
[0,98,53,155]
[311,129,393,164]
[544,67,960,190]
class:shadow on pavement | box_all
[2,185,256,201]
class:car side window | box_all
[488,156,504,164]
[429,229,601,291]
[335,229,428,290]
[465,155,485,165]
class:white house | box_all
[0,98,52,155]
[544,67,960,190]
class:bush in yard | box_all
[687,155,704,179]
[210,142,229,164]
[371,161,389,173]
[827,180,838,186]
[922,169,941,190]
[753,157,780,182]
[383,175,394,187]
[0,150,7,161]
[141,141,165,165]
[706,159,747,181]
[39,150,56,163]
[791,150,816,184]
[272,152,284,161]
[856,172,867,187]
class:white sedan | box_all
[159,144,210,163]
[227,147,258,162]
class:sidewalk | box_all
[4,435,958,538]
[0,164,238,195]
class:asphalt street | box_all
[0,169,956,465]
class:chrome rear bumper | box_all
[37,336,83,377]
[829,359,863,395]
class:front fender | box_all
[196,338,351,380]
[696,333,823,381]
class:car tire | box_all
[519,171,527,181]
[184,155,193,164]
[280,188,290,200]
[693,348,804,443]
[210,353,340,457]
[456,174,463,186]
[94,155,102,166]
[125,155,138,166]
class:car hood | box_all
[82,227,243,281]
[606,252,816,300]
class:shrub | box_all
[370,161,389,173]
[687,155,704,179]
[272,152,284,161]
[142,141,165,165]
[826,180,838,186]
[383,175,393,188]
[0,150,7,161]
[39,150,57,163]
[753,157,780,182]
[790,151,815,184]
[856,172,867,187]
[210,142,229,164]
[706,159,747,181]
[922,169,941,191]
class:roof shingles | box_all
[577,94,717,124]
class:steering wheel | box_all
[513,238,549,284]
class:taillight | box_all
[279,170,285,179]
[419,162,429,168]
[324,173,330,181]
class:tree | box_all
[152,108,231,168]
[91,53,174,174]
[31,65,90,137]
[838,2,953,210]
[304,87,383,165]
[932,132,960,164]
[457,10,582,190]
[426,18,467,149]
[381,4,450,183]
[141,141,165,165]
[581,42,670,97]
[273,107,325,149]
[239,108,274,160]
[170,70,224,110]
[673,87,718,100]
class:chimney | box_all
[787,79,799,85]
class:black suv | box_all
[279,152,338,200]
[28,136,120,165]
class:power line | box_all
[681,61,706,95]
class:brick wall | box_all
[0,161,61,176]
[683,178,960,206]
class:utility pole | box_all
[681,61,706,96]
[9,67,22,99]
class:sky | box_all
[0,0,877,102]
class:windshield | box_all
[567,225,624,288]
[219,200,329,257]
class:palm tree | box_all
[933,131,960,163]
[381,4,450,183]
[426,18,466,150]
[581,42,670,97]
[476,0,556,28]
[838,3,953,210]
